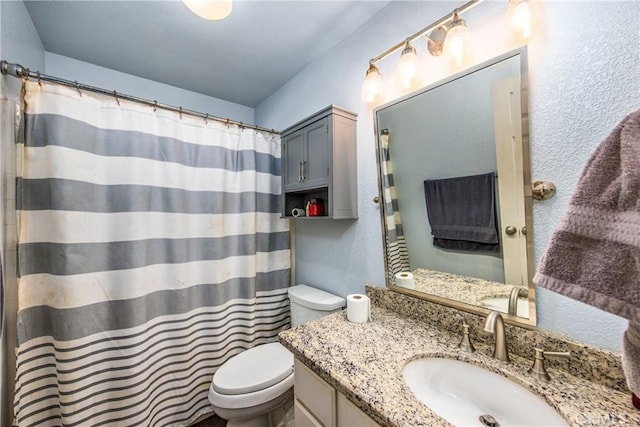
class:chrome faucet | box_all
[508,286,528,315]
[483,311,510,362]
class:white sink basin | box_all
[479,296,530,318]
[403,358,568,426]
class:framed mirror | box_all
[374,47,536,326]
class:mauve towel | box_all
[423,172,499,252]
[624,323,640,397]
[534,109,640,396]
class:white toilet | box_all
[208,284,345,427]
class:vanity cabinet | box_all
[294,358,379,427]
[281,106,357,219]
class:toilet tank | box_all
[288,284,346,327]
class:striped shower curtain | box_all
[13,81,290,426]
[379,132,411,283]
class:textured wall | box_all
[256,1,639,351]
[0,2,46,426]
[1,0,46,96]
[527,1,637,353]
[45,53,255,124]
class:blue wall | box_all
[0,1,45,97]
[255,1,639,352]
[2,0,638,354]
[45,53,254,124]
[0,3,46,425]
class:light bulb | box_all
[507,0,534,43]
[443,12,472,69]
[396,42,420,90]
[361,63,384,105]
[183,0,233,21]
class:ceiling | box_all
[24,0,392,107]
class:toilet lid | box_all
[213,342,294,395]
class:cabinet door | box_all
[303,117,330,188]
[283,130,305,191]
[337,393,379,427]
[294,399,324,427]
[294,359,336,427]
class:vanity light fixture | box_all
[396,40,421,90]
[360,0,537,104]
[183,0,233,21]
[442,9,473,69]
[361,62,385,104]
[425,26,448,57]
[360,0,483,104]
[506,0,534,43]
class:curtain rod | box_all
[0,60,279,135]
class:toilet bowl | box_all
[208,284,345,427]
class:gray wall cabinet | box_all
[281,106,357,219]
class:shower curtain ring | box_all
[225,118,230,128]
[179,107,183,119]
[153,100,157,112]
[75,81,82,97]
[36,72,42,86]
[113,90,120,106]
[204,113,209,124]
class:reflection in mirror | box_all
[374,47,535,325]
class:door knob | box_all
[505,226,517,235]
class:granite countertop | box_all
[279,305,640,427]
[406,268,522,308]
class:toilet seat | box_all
[209,372,294,409]
[209,342,294,409]
[214,342,294,395]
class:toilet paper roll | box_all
[346,294,370,323]
[291,208,306,217]
[395,272,415,289]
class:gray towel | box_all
[423,172,499,252]
[623,323,640,396]
[534,109,640,395]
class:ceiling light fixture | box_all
[360,0,537,105]
[183,0,233,21]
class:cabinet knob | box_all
[373,196,380,203]
[505,226,517,235]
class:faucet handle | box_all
[458,322,476,353]
[455,312,468,324]
[527,347,571,381]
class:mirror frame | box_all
[373,47,536,327]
